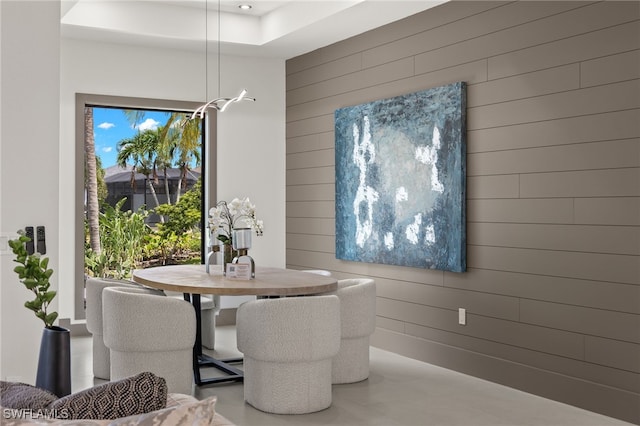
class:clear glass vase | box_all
[222,243,238,275]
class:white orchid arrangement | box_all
[208,197,264,246]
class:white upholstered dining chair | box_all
[332,278,376,384]
[164,291,220,349]
[102,286,196,395]
[85,277,157,380]
[236,295,341,414]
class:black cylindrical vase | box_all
[36,326,71,397]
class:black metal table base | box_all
[196,353,244,385]
[185,293,244,386]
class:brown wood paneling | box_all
[586,336,640,373]
[286,1,640,422]
[370,1,586,71]
[375,277,519,321]
[467,64,579,108]
[468,245,639,285]
[519,168,640,198]
[468,79,640,131]
[415,2,633,76]
[581,49,640,88]
[469,109,640,153]
[467,175,520,199]
[286,249,445,286]
[287,53,362,91]
[286,217,334,236]
[444,268,640,314]
[286,149,334,169]
[468,139,640,176]
[286,233,334,253]
[285,1,505,75]
[467,198,574,223]
[376,298,584,359]
[286,184,334,201]
[489,20,640,79]
[287,57,414,106]
[287,62,488,123]
[574,197,640,226]
[286,200,335,218]
[520,299,640,343]
[286,114,333,137]
[286,132,334,154]
[286,166,334,185]
[376,316,405,333]
[468,223,640,255]
[404,323,640,393]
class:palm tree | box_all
[85,107,101,254]
[157,113,202,203]
[116,130,165,222]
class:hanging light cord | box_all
[191,0,255,120]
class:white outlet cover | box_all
[458,308,466,325]
[0,232,19,255]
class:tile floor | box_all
[72,326,634,426]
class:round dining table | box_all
[132,264,337,386]
[132,263,337,296]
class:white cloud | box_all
[102,147,113,153]
[98,122,115,130]
[135,118,160,131]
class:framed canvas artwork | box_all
[335,81,466,272]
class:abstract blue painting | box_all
[335,82,466,272]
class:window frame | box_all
[75,93,216,320]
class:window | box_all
[75,94,216,320]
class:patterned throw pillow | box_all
[0,381,58,410]
[108,396,217,426]
[47,372,167,420]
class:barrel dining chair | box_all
[102,286,196,395]
[236,295,341,414]
[332,278,376,384]
[164,291,220,349]
[85,277,158,380]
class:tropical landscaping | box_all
[84,108,204,279]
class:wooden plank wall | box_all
[285,1,639,422]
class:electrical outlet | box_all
[458,308,466,325]
[0,232,20,255]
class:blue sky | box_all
[93,107,172,168]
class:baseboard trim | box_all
[59,318,90,337]
[371,327,640,425]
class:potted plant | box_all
[208,197,264,272]
[8,229,71,397]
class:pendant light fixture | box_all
[191,0,255,120]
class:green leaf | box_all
[45,312,58,327]
[24,300,40,312]
[40,257,49,269]
[23,278,39,290]
[43,291,57,303]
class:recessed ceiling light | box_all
[238,4,252,10]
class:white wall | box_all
[1,8,285,381]
[60,39,286,318]
[1,0,61,383]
